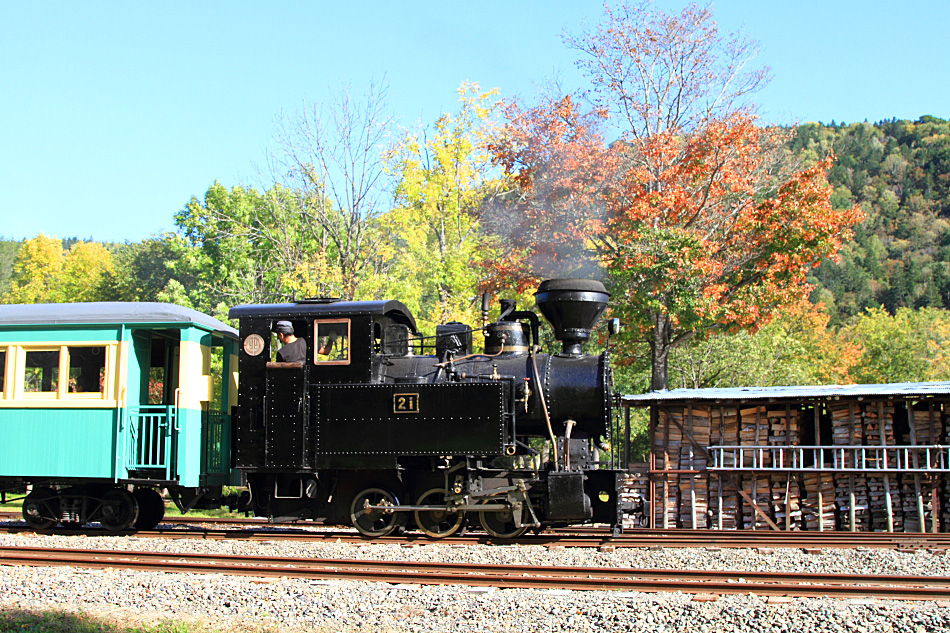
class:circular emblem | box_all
[243,333,265,356]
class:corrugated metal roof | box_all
[0,302,238,338]
[622,381,950,404]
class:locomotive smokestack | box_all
[534,279,609,356]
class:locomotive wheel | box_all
[413,488,465,539]
[22,487,59,530]
[99,489,139,532]
[132,488,166,530]
[349,488,402,537]
[478,500,528,539]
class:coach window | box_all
[314,319,350,365]
[0,349,5,397]
[67,346,106,394]
[24,349,60,393]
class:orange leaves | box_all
[480,96,616,291]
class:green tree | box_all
[845,307,950,383]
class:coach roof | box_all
[0,302,238,338]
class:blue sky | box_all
[1,1,947,243]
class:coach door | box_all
[125,331,179,480]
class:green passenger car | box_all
[0,303,238,531]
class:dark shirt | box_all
[276,337,307,363]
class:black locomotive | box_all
[228,279,623,537]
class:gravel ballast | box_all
[1,529,949,632]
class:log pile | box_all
[830,402,870,531]
[647,399,947,532]
[802,472,837,530]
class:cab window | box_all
[314,319,350,364]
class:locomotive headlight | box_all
[599,441,611,452]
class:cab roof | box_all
[228,300,418,333]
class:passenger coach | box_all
[0,303,239,531]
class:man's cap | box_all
[275,321,294,334]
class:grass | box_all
[0,609,256,633]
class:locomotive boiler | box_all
[229,278,623,537]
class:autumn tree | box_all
[573,1,860,390]
[382,83,502,328]
[602,118,862,389]
[1,235,113,304]
[480,94,616,292]
[668,300,860,388]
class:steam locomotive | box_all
[229,278,624,537]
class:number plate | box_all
[393,393,419,414]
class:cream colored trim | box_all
[4,341,118,404]
[0,399,118,409]
[178,340,212,410]
[0,345,12,400]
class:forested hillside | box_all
[795,117,950,321]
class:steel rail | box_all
[1,545,948,600]
[4,512,950,549]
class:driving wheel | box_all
[413,488,465,539]
[478,499,528,539]
[349,488,402,537]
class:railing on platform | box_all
[201,410,230,475]
[126,405,176,480]
[708,445,950,472]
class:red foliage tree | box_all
[480,95,617,292]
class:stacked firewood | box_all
[830,402,870,531]
[802,472,837,530]
[620,467,651,529]
[864,402,901,531]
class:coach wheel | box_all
[478,500,528,539]
[414,488,465,539]
[99,489,139,532]
[132,488,166,530]
[22,487,59,530]
[350,488,402,538]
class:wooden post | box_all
[717,407,724,530]
[688,406,697,528]
[849,401,856,532]
[752,406,761,530]
[879,401,894,533]
[908,400,925,533]
[815,403,825,532]
[662,407,670,529]
[929,402,939,534]
[650,405,657,530]
[785,404,792,531]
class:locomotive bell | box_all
[534,279,609,356]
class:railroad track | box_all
[4,512,950,549]
[0,545,947,600]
